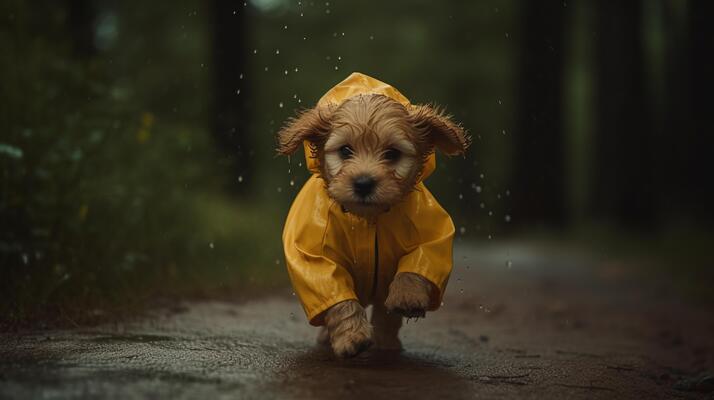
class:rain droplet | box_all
[209,242,214,249]
[236,89,241,95]
[369,35,374,40]
[275,49,280,55]
[501,129,507,135]
[277,187,283,192]
[480,202,485,209]
[497,99,502,105]
[275,259,280,265]
[488,211,493,216]
[458,193,463,200]
[278,102,284,108]
[506,260,513,268]
[334,66,339,70]
[284,70,288,75]
[283,25,288,30]
[289,179,295,186]
[459,226,466,235]
[253,49,258,54]
[504,215,511,223]
[238,175,243,183]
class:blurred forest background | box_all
[1,0,712,327]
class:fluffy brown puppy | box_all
[279,74,468,358]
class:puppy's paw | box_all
[325,300,373,358]
[385,272,432,318]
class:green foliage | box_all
[0,2,282,325]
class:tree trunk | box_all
[592,1,655,230]
[513,1,567,227]
[210,0,251,194]
[687,0,714,226]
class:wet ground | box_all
[1,242,713,399]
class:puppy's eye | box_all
[339,145,354,160]
[384,148,401,162]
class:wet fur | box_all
[278,94,468,357]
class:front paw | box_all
[325,300,373,358]
[385,272,431,318]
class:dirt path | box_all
[1,243,713,399]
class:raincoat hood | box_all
[302,72,436,181]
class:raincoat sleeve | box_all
[395,183,454,310]
[283,176,358,326]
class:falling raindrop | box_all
[459,226,466,235]
[278,102,284,108]
[458,193,463,200]
[289,179,295,186]
[504,215,512,223]
[277,187,283,192]
[209,242,214,249]
[237,175,243,183]
[236,89,241,95]
[506,260,513,268]
[480,202,485,209]
[275,49,280,55]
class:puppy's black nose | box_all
[353,175,376,197]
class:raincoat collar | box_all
[303,72,436,182]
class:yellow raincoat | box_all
[283,72,454,326]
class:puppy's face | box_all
[278,94,469,217]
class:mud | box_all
[1,243,712,399]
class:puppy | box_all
[278,73,468,358]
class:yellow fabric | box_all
[284,72,453,326]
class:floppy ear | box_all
[408,104,470,156]
[276,106,332,155]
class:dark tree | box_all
[210,0,251,193]
[66,0,96,58]
[687,0,714,226]
[513,2,567,227]
[592,1,655,229]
